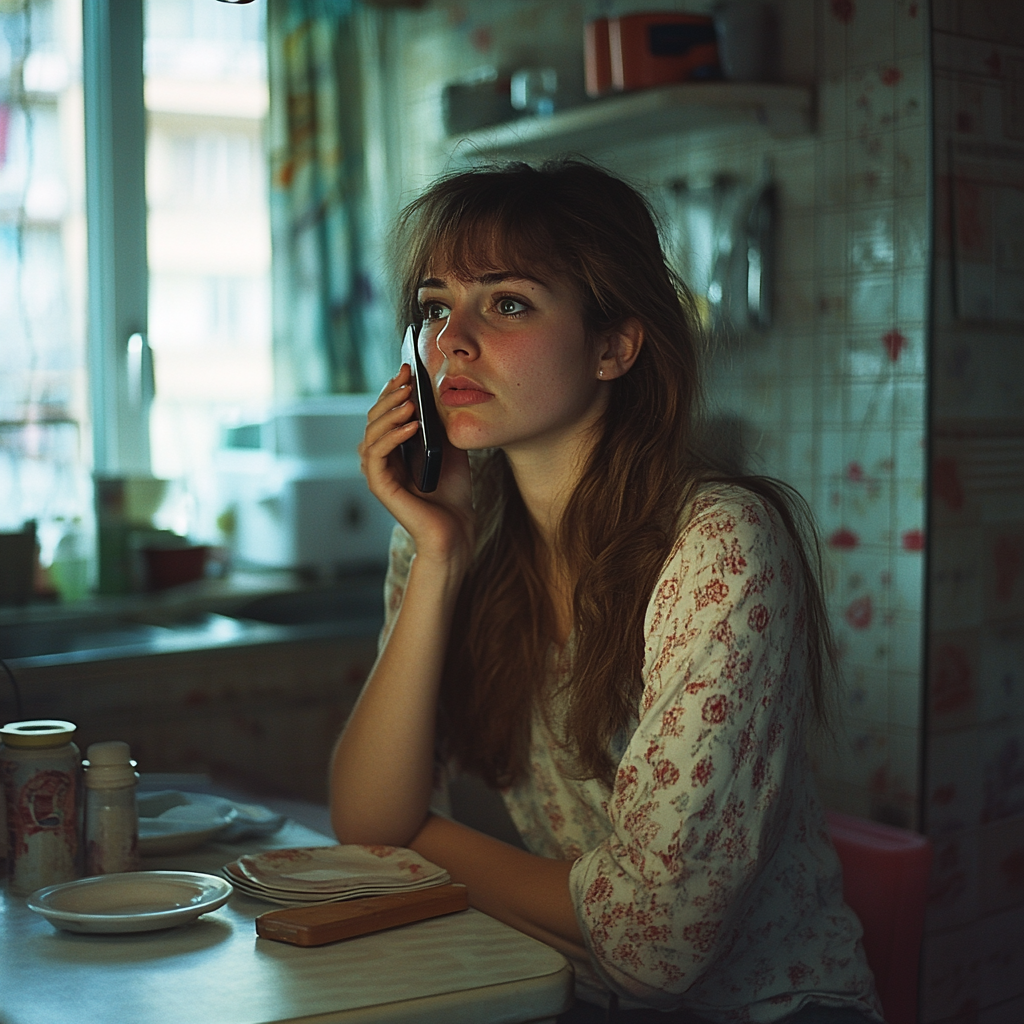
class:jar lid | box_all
[0,719,76,748]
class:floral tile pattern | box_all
[925,1,1024,1020]
[670,0,933,834]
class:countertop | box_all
[0,569,386,669]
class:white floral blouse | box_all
[381,485,882,1023]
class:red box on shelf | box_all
[609,12,720,92]
[585,18,613,97]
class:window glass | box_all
[145,0,271,541]
[0,0,90,563]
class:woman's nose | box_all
[434,306,478,360]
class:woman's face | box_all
[415,267,608,457]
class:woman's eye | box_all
[496,297,527,316]
[421,301,449,322]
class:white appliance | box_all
[216,395,396,577]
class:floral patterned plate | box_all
[225,845,449,897]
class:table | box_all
[0,821,573,1024]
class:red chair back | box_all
[826,811,932,1024]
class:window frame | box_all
[82,0,152,476]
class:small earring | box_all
[598,368,604,378]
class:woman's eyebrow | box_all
[416,272,547,290]
[476,271,546,287]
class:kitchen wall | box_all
[17,634,377,803]
[921,3,1024,1022]
[654,0,930,831]
[356,0,931,827]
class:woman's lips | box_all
[439,377,494,407]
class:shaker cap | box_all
[84,740,138,788]
[87,740,131,765]
[0,720,76,748]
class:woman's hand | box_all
[360,362,474,568]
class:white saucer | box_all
[27,871,233,934]
[138,791,238,856]
[218,800,287,842]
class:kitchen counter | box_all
[0,568,386,669]
[0,571,387,804]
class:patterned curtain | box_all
[267,0,367,396]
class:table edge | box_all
[270,959,575,1024]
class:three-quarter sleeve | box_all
[377,523,452,813]
[379,523,415,651]
[568,491,813,1008]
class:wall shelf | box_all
[448,82,814,160]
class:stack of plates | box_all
[221,845,450,905]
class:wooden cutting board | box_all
[255,883,469,947]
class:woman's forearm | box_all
[330,554,464,845]
[409,814,588,959]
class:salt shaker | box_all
[84,740,140,875]
[0,719,81,895]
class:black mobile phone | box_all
[400,323,443,493]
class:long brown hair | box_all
[391,159,835,788]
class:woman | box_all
[331,160,881,1024]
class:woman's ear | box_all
[596,318,644,381]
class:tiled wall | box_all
[364,0,931,826]
[921,3,1024,1022]
[657,0,931,832]
[17,635,378,803]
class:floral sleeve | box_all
[568,490,813,1008]
[379,523,415,652]
[377,523,452,813]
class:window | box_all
[1,0,272,592]
[0,0,90,565]
[145,0,271,539]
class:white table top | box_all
[0,821,573,1024]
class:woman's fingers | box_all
[361,390,415,454]
[362,367,416,454]
[359,364,475,562]
[360,365,429,507]
[366,366,412,426]
[361,418,416,488]
[367,363,411,420]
